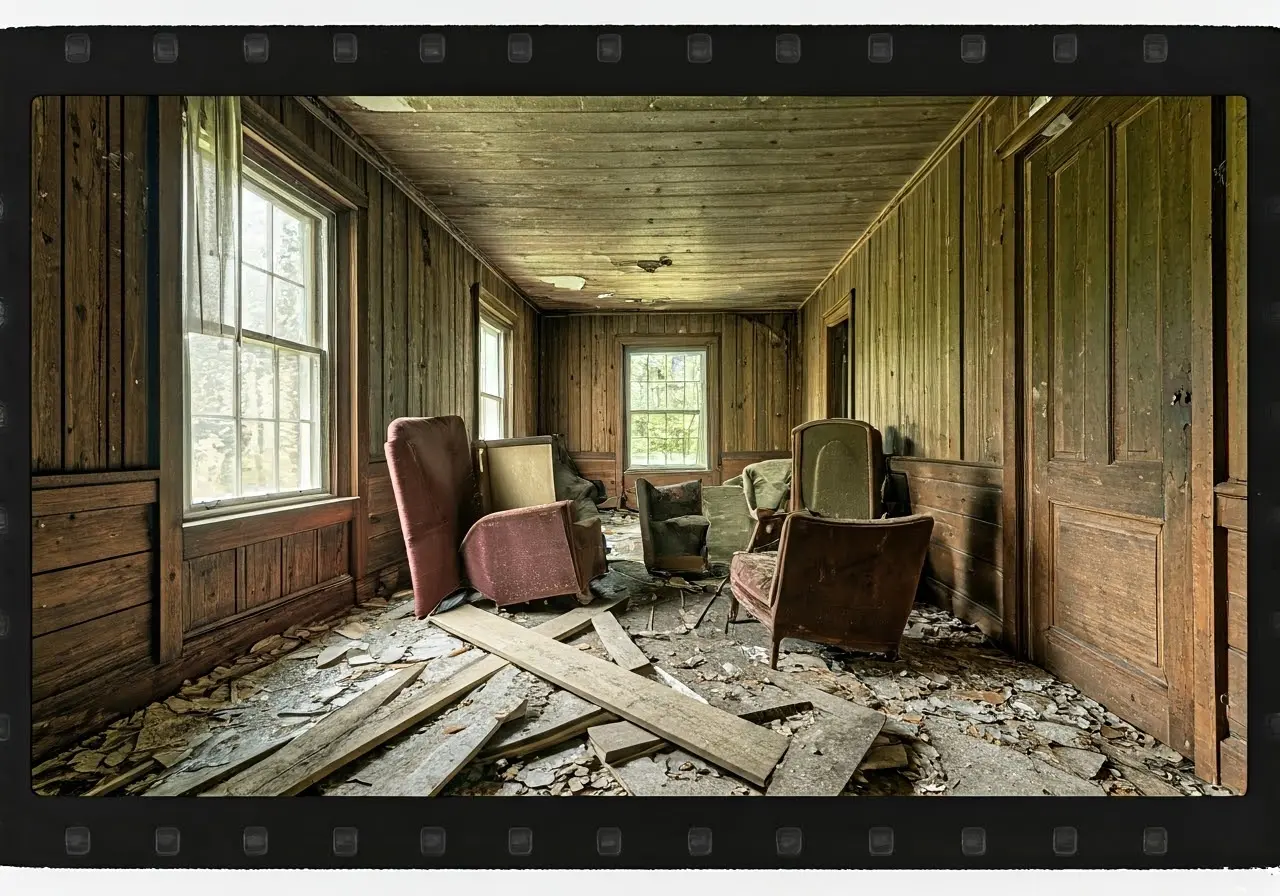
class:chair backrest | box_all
[771,512,934,649]
[385,416,483,615]
[634,478,703,523]
[474,436,557,514]
[741,458,793,518]
[790,419,885,519]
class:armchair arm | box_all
[745,508,788,552]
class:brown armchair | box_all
[726,511,934,668]
[635,478,710,575]
[385,417,608,618]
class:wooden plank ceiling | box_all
[326,95,977,312]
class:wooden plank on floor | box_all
[590,700,813,765]
[212,598,623,796]
[478,689,614,762]
[378,666,527,796]
[430,604,789,787]
[147,733,294,796]
[208,664,425,796]
[591,612,653,673]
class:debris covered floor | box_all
[36,511,1228,798]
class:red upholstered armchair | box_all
[384,416,608,618]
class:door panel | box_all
[1027,96,1208,755]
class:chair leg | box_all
[768,633,781,670]
[723,596,738,634]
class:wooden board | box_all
[147,734,294,796]
[208,598,623,796]
[380,666,527,796]
[208,664,425,796]
[430,604,789,786]
[590,700,813,765]
[478,689,614,762]
[591,612,653,673]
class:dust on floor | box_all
[33,510,1229,798]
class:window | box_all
[625,347,709,469]
[183,124,333,514]
[478,315,509,440]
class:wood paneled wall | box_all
[30,95,541,759]
[798,97,1015,465]
[539,311,797,501]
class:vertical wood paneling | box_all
[32,96,63,472]
[64,96,109,471]
[283,529,320,595]
[365,168,384,453]
[122,97,151,468]
[106,96,125,470]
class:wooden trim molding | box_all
[994,96,1098,160]
[241,98,367,209]
[156,95,185,665]
[183,496,358,560]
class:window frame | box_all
[619,335,719,474]
[475,289,515,441]
[181,153,339,520]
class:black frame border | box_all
[0,23,1277,871]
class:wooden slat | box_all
[182,549,237,632]
[906,477,1004,526]
[316,523,351,582]
[122,96,151,468]
[430,604,789,786]
[31,480,157,517]
[208,598,622,796]
[63,95,109,470]
[591,612,653,673]
[282,529,319,595]
[31,96,63,472]
[365,169,384,457]
[32,551,154,637]
[33,504,153,574]
[240,539,283,612]
[148,734,295,797]
[33,603,153,702]
[106,96,124,470]
[477,691,614,762]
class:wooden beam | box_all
[146,733,294,796]
[207,598,623,796]
[477,690,614,762]
[430,604,789,787]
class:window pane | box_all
[482,330,502,395]
[274,279,309,345]
[242,266,271,334]
[191,416,236,503]
[239,342,276,419]
[480,396,502,440]
[187,333,235,416]
[272,207,305,282]
[300,423,317,490]
[626,348,707,469]
[242,188,271,269]
[278,422,301,491]
[240,420,277,496]
[278,349,300,420]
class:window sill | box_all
[183,496,358,560]
[624,468,714,477]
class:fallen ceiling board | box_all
[591,612,653,673]
[209,664,425,796]
[380,666,528,797]
[765,710,883,796]
[211,597,624,796]
[431,604,789,787]
[590,700,812,765]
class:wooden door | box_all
[1025,96,1211,756]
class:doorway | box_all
[1021,96,1210,755]
[824,289,854,419]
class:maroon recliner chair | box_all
[384,416,608,618]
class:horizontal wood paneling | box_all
[32,551,154,638]
[33,503,154,574]
[540,312,797,464]
[798,98,1013,467]
[33,602,153,703]
[890,457,1004,638]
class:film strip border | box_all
[0,24,1276,870]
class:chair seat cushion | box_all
[730,550,778,609]
[651,513,710,556]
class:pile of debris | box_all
[32,517,1230,799]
